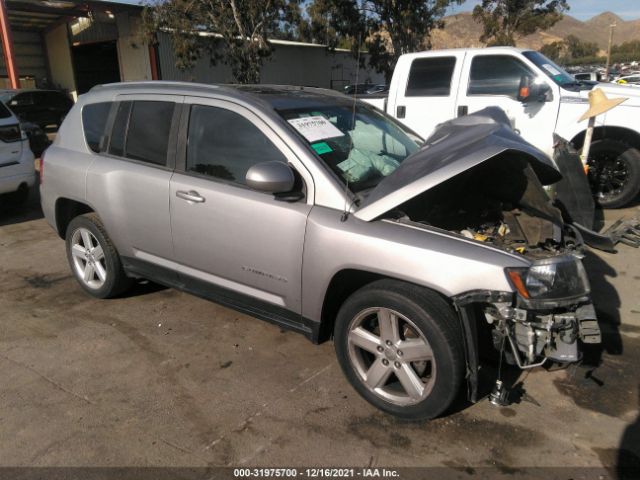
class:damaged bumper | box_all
[490,302,601,368]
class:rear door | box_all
[85,95,182,270]
[388,51,465,139]
[455,53,560,154]
[169,97,312,317]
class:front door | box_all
[169,98,312,316]
[455,53,560,155]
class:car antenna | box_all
[340,36,362,223]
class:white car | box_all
[617,75,640,85]
[0,101,35,203]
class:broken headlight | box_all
[506,256,590,307]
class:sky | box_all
[448,0,640,21]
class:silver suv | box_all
[41,82,600,419]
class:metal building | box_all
[0,0,382,97]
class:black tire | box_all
[9,183,29,205]
[587,139,640,208]
[334,279,465,420]
[65,213,132,299]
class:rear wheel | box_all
[334,280,464,420]
[587,139,640,208]
[65,213,132,298]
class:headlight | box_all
[506,256,590,305]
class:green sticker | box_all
[311,142,333,155]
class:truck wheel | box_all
[334,280,464,420]
[587,139,640,208]
[65,213,132,299]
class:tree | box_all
[142,0,303,84]
[304,0,464,83]
[472,0,568,47]
[564,34,598,59]
[539,40,564,61]
[538,35,599,64]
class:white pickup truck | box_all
[362,47,640,208]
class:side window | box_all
[125,101,175,166]
[468,55,533,97]
[405,57,456,97]
[186,104,287,185]
[10,92,33,107]
[82,102,112,153]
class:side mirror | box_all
[518,75,552,103]
[245,161,295,194]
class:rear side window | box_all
[108,100,175,166]
[406,57,456,97]
[124,101,175,166]
[468,55,533,97]
[186,104,286,185]
[82,102,112,153]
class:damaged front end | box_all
[354,107,605,401]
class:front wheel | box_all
[334,280,465,420]
[587,139,640,208]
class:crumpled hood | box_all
[354,107,562,222]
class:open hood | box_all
[354,107,562,222]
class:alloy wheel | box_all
[347,307,436,406]
[70,227,107,290]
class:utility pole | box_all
[604,23,616,82]
[0,0,20,89]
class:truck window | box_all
[405,57,456,97]
[468,55,533,97]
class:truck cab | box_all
[365,47,640,208]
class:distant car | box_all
[0,89,73,130]
[617,75,640,85]
[0,101,35,203]
[366,84,389,94]
[344,83,375,95]
[574,72,601,82]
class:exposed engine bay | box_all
[389,150,600,371]
[394,152,580,259]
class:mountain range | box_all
[431,11,640,52]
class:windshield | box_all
[523,51,577,87]
[278,103,421,192]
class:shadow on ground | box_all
[0,183,44,227]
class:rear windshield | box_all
[277,103,421,192]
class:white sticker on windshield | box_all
[542,63,561,76]
[288,116,344,143]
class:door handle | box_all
[176,190,205,203]
[457,105,468,117]
[396,105,406,118]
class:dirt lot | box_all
[1,188,639,477]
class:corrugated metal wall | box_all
[157,32,384,89]
[0,30,47,87]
